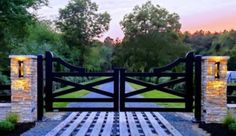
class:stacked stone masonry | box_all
[10,55,38,123]
[0,103,11,120]
[201,56,229,123]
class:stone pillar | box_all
[10,55,37,122]
[201,56,229,123]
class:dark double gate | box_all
[37,51,202,121]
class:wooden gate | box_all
[43,52,119,112]
[119,52,195,112]
[38,51,201,120]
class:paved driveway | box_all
[68,82,157,108]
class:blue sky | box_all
[37,0,236,40]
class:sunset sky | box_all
[37,0,236,40]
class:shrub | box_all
[229,122,236,134]
[0,120,14,132]
[223,112,236,127]
[6,112,19,125]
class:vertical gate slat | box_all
[37,55,44,120]
[194,55,202,121]
[120,69,126,111]
[45,51,53,111]
[185,52,194,111]
[114,69,119,111]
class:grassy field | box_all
[53,77,106,108]
[129,83,185,108]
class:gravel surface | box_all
[22,113,69,136]
[160,112,207,136]
[23,82,206,136]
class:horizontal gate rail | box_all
[52,72,114,77]
[125,72,185,77]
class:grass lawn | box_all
[54,77,106,108]
[129,83,185,108]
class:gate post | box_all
[10,55,38,122]
[185,52,194,112]
[113,68,120,111]
[201,56,229,123]
[45,52,53,111]
[120,68,126,111]
[37,55,44,120]
[194,55,202,122]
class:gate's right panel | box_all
[120,52,195,112]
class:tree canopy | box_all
[0,0,48,72]
[56,0,111,66]
[113,32,190,72]
[56,0,111,46]
[120,1,181,39]
[113,1,188,72]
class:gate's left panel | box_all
[44,51,119,112]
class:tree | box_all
[104,36,114,46]
[83,44,114,72]
[183,30,217,54]
[11,21,69,57]
[113,32,190,72]
[209,30,236,70]
[56,0,111,66]
[0,0,48,39]
[0,0,48,72]
[120,1,181,39]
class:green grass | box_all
[53,77,106,108]
[129,83,185,108]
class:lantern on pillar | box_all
[214,62,220,79]
[18,61,24,78]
